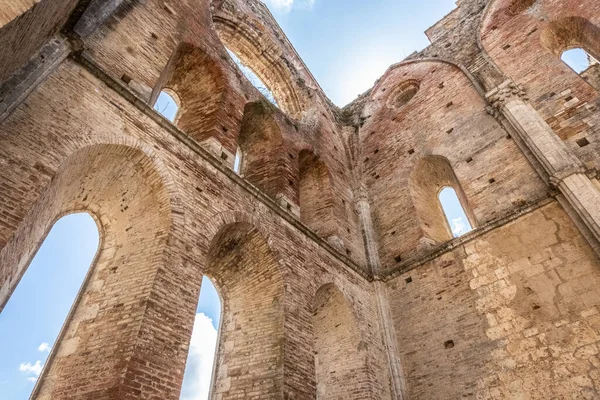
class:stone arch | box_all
[409,155,476,244]
[238,101,289,200]
[312,282,369,400]
[0,143,185,398]
[540,16,600,62]
[299,149,336,239]
[151,42,234,146]
[204,220,285,399]
[212,10,307,118]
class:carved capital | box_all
[485,80,529,115]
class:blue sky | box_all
[1,1,466,399]
[263,0,457,106]
[561,48,593,74]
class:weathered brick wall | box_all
[0,0,78,82]
[480,0,600,171]
[387,201,600,399]
[0,58,391,399]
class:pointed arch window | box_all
[0,213,99,398]
[438,187,473,238]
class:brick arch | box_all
[540,16,600,61]
[238,101,290,200]
[212,9,308,118]
[370,58,486,103]
[409,155,476,245]
[0,143,190,398]
[299,149,337,239]
[312,282,371,400]
[204,220,285,399]
[479,0,600,116]
[151,42,236,146]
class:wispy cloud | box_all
[262,0,314,12]
[37,342,51,353]
[19,360,43,377]
[179,313,219,400]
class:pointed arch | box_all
[409,155,476,243]
[151,42,234,145]
[238,101,288,199]
[299,150,336,238]
[212,10,307,118]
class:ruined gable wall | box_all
[358,59,546,273]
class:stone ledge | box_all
[379,196,555,282]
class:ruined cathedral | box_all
[2,0,600,398]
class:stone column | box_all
[355,185,407,399]
[487,80,600,245]
[355,184,383,275]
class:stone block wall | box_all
[387,202,600,399]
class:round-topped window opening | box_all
[387,80,420,110]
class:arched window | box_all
[180,277,221,400]
[153,90,180,123]
[561,48,597,74]
[233,146,243,174]
[0,213,99,398]
[439,187,473,238]
[226,48,279,108]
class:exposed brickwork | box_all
[2,0,600,399]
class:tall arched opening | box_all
[0,213,99,399]
[299,150,336,239]
[0,144,177,398]
[205,221,284,398]
[313,283,369,399]
[238,101,289,200]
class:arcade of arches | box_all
[2,0,600,399]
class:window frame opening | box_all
[437,186,474,238]
[233,146,243,174]
[179,276,222,400]
[560,47,598,74]
[153,88,181,124]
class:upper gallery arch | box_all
[211,1,313,118]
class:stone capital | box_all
[485,80,529,116]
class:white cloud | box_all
[19,360,43,376]
[37,342,51,353]
[262,0,314,12]
[27,377,37,383]
[179,313,219,400]
[451,217,467,236]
